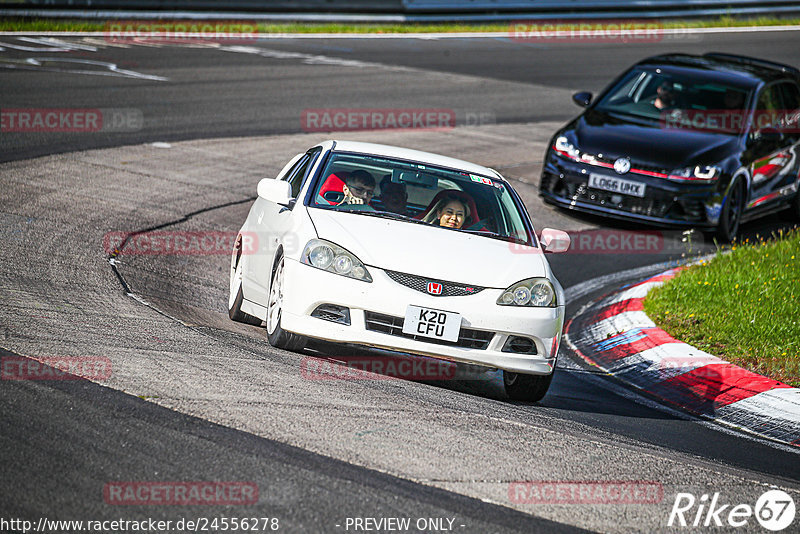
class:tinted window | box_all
[756,85,781,112]
[594,67,752,128]
[778,82,800,110]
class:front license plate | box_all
[402,306,461,342]
[589,173,646,198]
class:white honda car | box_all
[229,140,570,401]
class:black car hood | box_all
[569,109,740,170]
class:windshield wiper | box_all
[351,210,430,225]
[460,228,532,246]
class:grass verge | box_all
[643,229,800,387]
[1,16,800,33]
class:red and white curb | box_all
[566,269,800,448]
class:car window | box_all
[594,67,753,130]
[285,149,321,198]
[778,82,800,110]
[309,152,533,246]
[756,85,781,112]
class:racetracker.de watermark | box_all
[300,356,461,381]
[661,109,800,134]
[104,20,262,44]
[1,356,112,381]
[301,108,456,132]
[104,482,258,505]
[509,19,673,43]
[509,480,664,504]
[509,230,705,255]
[104,231,258,256]
[1,108,143,133]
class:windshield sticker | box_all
[470,174,495,186]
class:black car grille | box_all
[364,312,493,350]
[542,170,707,223]
[384,270,485,297]
[577,182,673,218]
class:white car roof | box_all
[324,140,502,180]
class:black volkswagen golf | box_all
[539,53,800,241]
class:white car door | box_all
[243,150,320,306]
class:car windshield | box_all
[594,68,754,134]
[309,152,533,245]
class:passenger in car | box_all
[339,170,376,206]
[376,175,408,214]
[423,195,470,229]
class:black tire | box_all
[716,179,745,243]
[266,255,306,352]
[229,285,262,326]
[503,371,553,402]
[228,244,262,326]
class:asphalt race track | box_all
[1,29,800,533]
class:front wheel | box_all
[503,371,553,402]
[266,256,306,352]
[716,179,745,243]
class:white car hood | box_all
[307,208,549,288]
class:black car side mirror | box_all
[572,92,593,108]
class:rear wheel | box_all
[716,179,745,243]
[503,371,553,402]
[266,255,306,352]
[228,242,261,325]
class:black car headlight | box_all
[667,165,720,183]
[553,135,581,161]
[497,278,557,307]
[301,239,372,282]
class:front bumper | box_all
[279,258,564,375]
[539,154,722,229]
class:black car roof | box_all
[636,53,800,87]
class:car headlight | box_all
[497,278,556,307]
[301,239,372,282]
[553,136,581,161]
[667,165,720,183]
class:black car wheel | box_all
[716,179,745,243]
[503,371,553,402]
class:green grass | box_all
[2,16,800,33]
[644,229,800,387]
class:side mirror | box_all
[540,228,571,254]
[257,178,293,207]
[572,92,593,108]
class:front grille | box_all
[364,311,493,350]
[385,270,485,297]
[542,166,707,224]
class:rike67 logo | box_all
[668,490,795,531]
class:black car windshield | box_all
[309,152,533,245]
[594,68,754,134]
